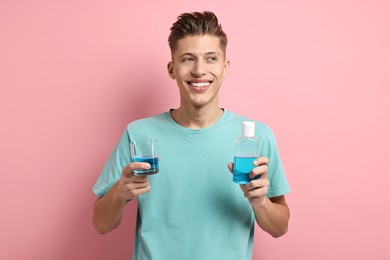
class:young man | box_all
[93,11,290,260]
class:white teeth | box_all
[191,82,210,88]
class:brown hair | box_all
[168,11,228,55]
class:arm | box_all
[228,157,290,238]
[93,162,151,234]
[251,195,290,238]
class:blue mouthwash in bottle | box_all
[233,121,260,184]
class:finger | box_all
[242,181,269,197]
[123,162,151,176]
[128,175,149,183]
[241,181,256,192]
[244,187,268,199]
[227,162,234,173]
[130,162,151,171]
[122,164,133,175]
[253,157,269,166]
[128,186,151,198]
[126,180,150,190]
[241,178,269,192]
[249,164,268,179]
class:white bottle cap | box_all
[242,121,255,137]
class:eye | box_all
[181,57,194,62]
[206,56,218,62]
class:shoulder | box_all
[126,112,168,130]
[225,110,273,134]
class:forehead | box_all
[173,35,224,56]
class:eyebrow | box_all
[180,51,220,57]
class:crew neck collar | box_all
[165,109,229,134]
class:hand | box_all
[228,157,270,206]
[117,162,151,201]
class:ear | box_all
[223,59,230,78]
[167,61,176,79]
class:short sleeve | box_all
[92,129,131,197]
[258,125,291,198]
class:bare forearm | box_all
[93,182,127,234]
[253,196,290,238]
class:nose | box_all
[191,60,207,77]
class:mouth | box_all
[186,80,212,91]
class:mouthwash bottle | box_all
[233,121,260,184]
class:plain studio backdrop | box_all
[0,1,389,259]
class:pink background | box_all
[1,1,389,259]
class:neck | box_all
[171,105,224,130]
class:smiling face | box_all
[168,34,229,109]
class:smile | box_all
[187,81,212,89]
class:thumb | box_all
[227,162,234,174]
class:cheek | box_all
[210,68,226,78]
[177,67,193,80]
[209,64,227,76]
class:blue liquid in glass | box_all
[132,156,159,176]
[233,156,259,184]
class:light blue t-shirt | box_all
[93,110,290,260]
